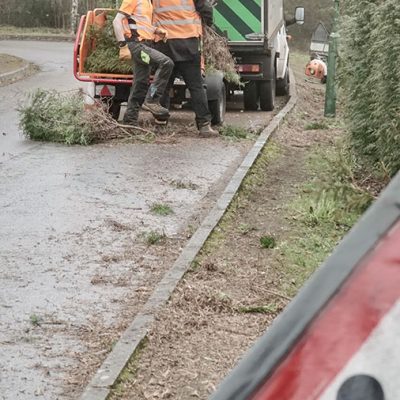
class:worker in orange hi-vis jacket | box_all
[152,0,219,137]
[113,0,174,125]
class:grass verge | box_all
[0,25,71,37]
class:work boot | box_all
[142,100,169,117]
[122,118,138,127]
[198,123,219,138]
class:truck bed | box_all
[74,8,133,84]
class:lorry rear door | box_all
[214,0,263,43]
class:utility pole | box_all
[324,0,340,117]
[71,0,79,34]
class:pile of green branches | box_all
[85,11,132,75]
[19,89,93,144]
[340,0,400,176]
[203,26,241,84]
[19,89,145,145]
[84,13,240,83]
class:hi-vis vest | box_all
[120,0,155,41]
[152,0,202,40]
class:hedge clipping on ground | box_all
[340,0,400,176]
[19,89,146,145]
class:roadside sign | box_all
[211,173,400,400]
[310,22,330,57]
[252,222,400,400]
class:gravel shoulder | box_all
[108,53,345,399]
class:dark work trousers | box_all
[124,41,174,123]
[160,55,211,128]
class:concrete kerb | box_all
[80,70,299,400]
[0,62,31,85]
[0,34,75,42]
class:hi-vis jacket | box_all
[119,0,156,41]
[152,0,202,40]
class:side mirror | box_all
[295,7,305,25]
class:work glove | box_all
[155,28,168,42]
[119,44,131,61]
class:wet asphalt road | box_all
[0,41,275,399]
[0,40,80,161]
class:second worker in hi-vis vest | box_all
[113,0,174,125]
[152,0,219,137]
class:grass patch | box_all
[304,120,330,130]
[238,223,256,235]
[109,338,148,398]
[143,230,166,245]
[170,179,199,190]
[219,124,251,140]
[277,141,379,297]
[150,203,174,216]
[0,25,70,36]
[260,235,276,249]
[239,304,279,314]
[29,314,42,327]
[200,140,281,255]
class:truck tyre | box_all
[109,100,121,120]
[276,68,289,96]
[102,98,121,120]
[259,74,276,111]
[243,81,259,111]
[209,84,226,126]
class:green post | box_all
[324,0,340,117]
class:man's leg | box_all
[123,42,151,124]
[140,44,174,113]
[159,72,176,109]
[176,55,212,128]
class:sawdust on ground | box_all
[108,55,342,399]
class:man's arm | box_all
[194,0,213,26]
[113,12,127,42]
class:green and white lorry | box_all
[213,0,304,111]
[74,1,304,123]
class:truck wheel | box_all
[243,81,259,111]
[102,98,121,120]
[109,100,121,120]
[276,68,289,96]
[259,75,276,111]
[209,84,226,125]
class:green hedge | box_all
[340,0,400,176]
[0,0,117,29]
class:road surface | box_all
[0,40,276,399]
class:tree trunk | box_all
[71,0,79,34]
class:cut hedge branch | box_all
[19,89,154,145]
[85,12,132,75]
[203,25,241,84]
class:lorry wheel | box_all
[276,68,289,96]
[109,100,121,120]
[243,81,259,111]
[102,98,121,120]
[259,75,276,111]
[209,84,226,125]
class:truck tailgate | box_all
[214,0,262,42]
